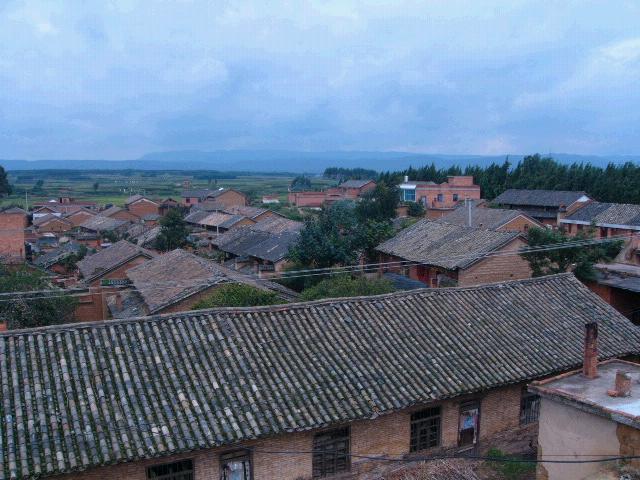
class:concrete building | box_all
[288,179,376,207]
[530,323,640,480]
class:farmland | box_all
[1,169,336,208]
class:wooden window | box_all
[520,391,540,425]
[410,406,441,452]
[147,459,194,480]
[458,401,480,448]
[220,450,252,480]
[312,427,350,478]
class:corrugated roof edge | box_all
[0,273,592,336]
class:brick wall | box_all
[499,215,540,233]
[38,218,73,233]
[211,191,247,208]
[109,209,140,222]
[457,237,532,287]
[0,212,26,263]
[66,211,96,227]
[128,200,160,218]
[55,383,530,480]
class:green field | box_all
[2,170,336,209]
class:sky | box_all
[1,0,640,160]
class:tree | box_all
[32,179,45,194]
[0,267,77,329]
[406,201,425,217]
[156,209,188,251]
[93,182,99,192]
[521,226,623,281]
[192,283,281,309]
[300,274,395,301]
[0,165,11,197]
[355,181,399,222]
[290,176,312,191]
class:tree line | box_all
[328,154,640,203]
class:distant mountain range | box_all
[2,150,639,173]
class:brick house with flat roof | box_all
[399,176,481,219]
[0,274,638,479]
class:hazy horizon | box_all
[2,1,640,160]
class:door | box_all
[458,401,480,450]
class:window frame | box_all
[220,449,253,480]
[410,406,442,452]
[452,194,459,202]
[312,426,351,478]
[437,193,444,203]
[402,188,416,202]
[146,459,194,480]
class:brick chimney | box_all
[607,370,632,398]
[583,322,598,379]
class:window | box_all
[410,407,441,452]
[520,391,540,425]
[437,193,444,202]
[458,401,480,448]
[147,459,194,480]
[220,450,252,480]
[312,427,350,478]
[402,189,416,202]
[452,194,459,202]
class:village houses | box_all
[491,189,591,226]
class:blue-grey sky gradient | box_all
[1,0,639,159]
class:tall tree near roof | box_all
[155,208,188,251]
[0,165,12,197]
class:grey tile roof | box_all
[213,226,300,263]
[79,215,128,232]
[77,240,155,281]
[33,242,82,268]
[0,207,26,214]
[376,219,521,270]
[125,194,157,206]
[562,202,640,228]
[439,205,537,230]
[339,179,375,189]
[1,274,639,479]
[100,205,124,217]
[492,189,589,208]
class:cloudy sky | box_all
[1,1,639,159]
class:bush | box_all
[406,201,425,217]
[486,448,535,480]
[192,283,282,309]
[300,274,395,301]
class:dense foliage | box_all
[0,267,77,329]
[155,209,188,251]
[521,227,623,281]
[0,165,12,197]
[355,181,400,222]
[192,283,282,309]
[376,153,640,203]
[290,175,312,191]
[323,167,378,181]
[300,274,395,301]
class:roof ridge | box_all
[0,273,577,337]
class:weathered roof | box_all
[79,215,127,232]
[376,219,521,270]
[339,179,375,189]
[131,226,161,248]
[492,189,589,208]
[185,211,250,229]
[1,274,639,479]
[125,194,157,205]
[63,207,96,219]
[181,189,213,198]
[0,207,26,214]
[561,202,640,229]
[32,214,72,227]
[77,240,155,281]
[33,242,82,268]
[439,205,539,230]
[124,249,291,314]
[214,225,300,262]
[100,205,123,217]
[250,215,303,233]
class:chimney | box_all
[583,322,598,379]
[607,370,632,397]
[404,175,409,183]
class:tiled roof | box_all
[0,207,26,214]
[125,194,157,205]
[185,211,250,229]
[33,242,82,268]
[492,189,589,208]
[339,179,375,188]
[132,226,161,248]
[181,189,213,198]
[79,215,127,232]
[250,215,303,233]
[77,240,155,281]
[439,205,538,230]
[124,249,291,314]
[376,219,521,270]
[1,274,639,479]
[213,225,300,262]
[561,202,640,228]
[32,214,72,227]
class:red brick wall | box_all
[56,383,528,480]
[499,215,540,233]
[210,191,247,208]
[288,191,326,207]
[128,199,160,218]
[457,237,532,287]
[66,211,96,227]
[109,210,140,222]
[0,212,26,263]
[38,218,73,233]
